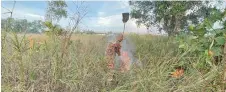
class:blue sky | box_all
[1,1,226,34]
[1,1,150,34]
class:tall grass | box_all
[129,34,224,92]
[1,32,224,92]
[2,32,110,91]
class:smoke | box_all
[106,33,142,71]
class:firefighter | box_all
[105,33,124,82]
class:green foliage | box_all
[129,1,219,36]
[43,21,63,36]
[215,36,225,46]
[177,8,226,68]
[44,0,67,36]
[45,0,67,22]
[29,20,45,33]
[129,34,223,91]
[1,18,44,33]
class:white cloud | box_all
[89,14,159,34]
[118,1,129,9]
[98,11,105,16]
[1,6,44,21]
[97,14,120,27]
[24,13,44,20]
[97,17,112,26]
[126,19,148,34]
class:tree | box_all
[43,21,64,36]
[45,0,67,23]
[44,0,67,35]
[1,18,45,33]
[1,18,27,33]
[29,20,45,33]
[83,29,95,34]
[13,19,23,32]
[129,1,215,36]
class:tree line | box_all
[1,18,45,33]
[129,1,225,36]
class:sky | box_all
[1,1,152,34]
[1,1,226,34]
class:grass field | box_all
[1,32,224,91]
[2,32,109,91]
[130,34,224,92]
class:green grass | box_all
[129,34,224,92]
[1,32,224,92]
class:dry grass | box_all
[17,33,105,44]
[2,32,110,91]
[2,32,224,92]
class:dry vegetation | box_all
[2,32,110,91]
[1,32,225,92]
